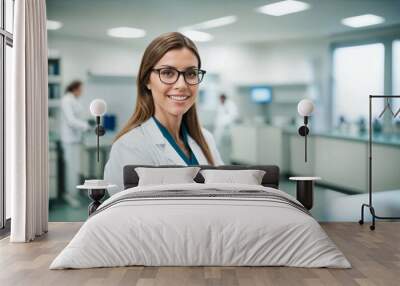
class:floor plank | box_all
[0,222,399,286]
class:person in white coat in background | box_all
[213,94,239,163]
[104,32,223,196]
[61,80,90,207]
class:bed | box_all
[50,165,350,269]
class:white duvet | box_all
[50,183,351,269]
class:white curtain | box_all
[9,0,49,242]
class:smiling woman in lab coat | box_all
[104,32,223,195]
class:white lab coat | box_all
[213,99,238,146]
[60,92,90,194]
[60,92,90,144]
[104,117,224,195]
[213,99,239,164]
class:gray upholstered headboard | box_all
[123,165,280,189]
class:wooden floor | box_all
[0,222,399,286]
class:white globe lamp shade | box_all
[90,99,107,116]
[297,99,314,117]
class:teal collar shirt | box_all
[153,116,199,166]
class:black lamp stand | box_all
[298,116,310,162]
[94,116,106,162]
[85,116,106,215]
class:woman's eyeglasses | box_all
[152,67,206,85]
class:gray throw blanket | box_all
[91,189,310,217]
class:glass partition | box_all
[333,43,384,125]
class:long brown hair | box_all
[114,32,215,165]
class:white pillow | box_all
[200,169,266,185]
[135,167,201,186]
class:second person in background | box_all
[61,80,90,207]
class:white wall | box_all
[48,36,142,128]
[200,40,321,84]
[48,36,142,83]
[48,27,400,133]
[48,35,332,130]
[199,38,331,130]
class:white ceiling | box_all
[46,0,400,46]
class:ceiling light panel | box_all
[180,30,213,42]
[47,20,63,30]
[256,0,310,16]
[341,14,385,28]
[189,15,237,30]
[107,27,146,38]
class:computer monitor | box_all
[251,86,272,104]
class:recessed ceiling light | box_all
[256,0,310,16]
[187,15,237,30]
[107,27,146,38]
[180,30,213,42]
[47,20,63,30]
[341,14,385,28]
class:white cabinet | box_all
[293,135,400,193]
[371,144,400,192]
[231,125,258,164]
[231,125,286,168]
[289,135,315,176]
[314,137,367,192]
[231,124,400,193]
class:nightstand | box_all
[77,183,116,215]
[289,177,321,210]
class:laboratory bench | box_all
[231,124,400,193]
[81,132,116,179]
[48,131,116,201]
